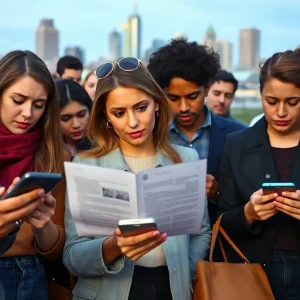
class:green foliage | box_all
[231,108,264,125]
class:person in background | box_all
[206,70,247,126]
[148,39,246,225]
[56,55,83,83]
[82,70,97,102]
[218,48,300,300]
[0,50,69,299]
[63,57,211,300]
[56,79,92,159]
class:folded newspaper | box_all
[64,159,207,236]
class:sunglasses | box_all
[94,57,142,79]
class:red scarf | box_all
[0,125,40,189]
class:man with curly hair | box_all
[148,39,246,225]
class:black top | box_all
[271,146,298,250]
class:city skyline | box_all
[1,0,299,67]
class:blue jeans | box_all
[0,255,48,300]
[270,251,300,300]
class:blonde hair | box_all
[80,63,182,163]
[82,70,94,88]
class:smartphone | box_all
[262,182,296,196]
[118,218,157,237]
[4,172,63,199]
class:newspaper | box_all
[64,159,207,236]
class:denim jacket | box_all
[63,145,211,300]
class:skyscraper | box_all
[109,30,121,59]
[239,28,260,71]
[123,9,141,58]
[201,25,217,51]
[217,40,233,72]
[36,19,59,62]
[144,39,166,61]
[65,46,85,64]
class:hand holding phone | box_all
[108,219,167,262]
[268,183,300,220]
[118,218,158,237]
[0,178,45,237]
[244,188,279,225]
[262,182,296,196]
[4,172,62,199]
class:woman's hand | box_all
[244,189,278,225]
[0,177,45,237]
[106,228,167,262]
[274,190,300,220]
[24,193,56,234]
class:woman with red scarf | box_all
[0,50,68,300]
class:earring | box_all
[106,120,112,128]
[156,110,159,118]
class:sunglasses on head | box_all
[94,57,142,80]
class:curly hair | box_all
[148,38,220,89]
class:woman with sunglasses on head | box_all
[0,50,69,299]
[218,48,300,299]
[63,57,211,300]
[56,79,92,160]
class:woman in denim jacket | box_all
[63,58,211,300]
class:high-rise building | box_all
[217,40,233,72]
[123,9,141,58]
[201,25,217,51]
[65,46,85,64]
[109,30,121,59]
[144,39,166,61]
[239,28,260,71]
[36,19,59,62]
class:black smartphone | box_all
[4,172,62,199]
[262,182,296,196]
[118,218,157,237]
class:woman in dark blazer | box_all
[218,48,300,300]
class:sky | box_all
[1,0,300,68]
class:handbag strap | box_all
[209,214,250,264]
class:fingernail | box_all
[282,192,286,196]
[152,231,160,237]
[274,193,278,197]
[161,233,167,239]
[38,189,45,196]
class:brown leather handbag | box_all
[193,216,275,300]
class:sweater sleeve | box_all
[34,150,70,260]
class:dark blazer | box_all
[206,114,246,224]
[217,117,300,272]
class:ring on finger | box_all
[15,219,23,227]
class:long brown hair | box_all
[81,62,182,163]
[0,50,64,173]
[259,47,300,92]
